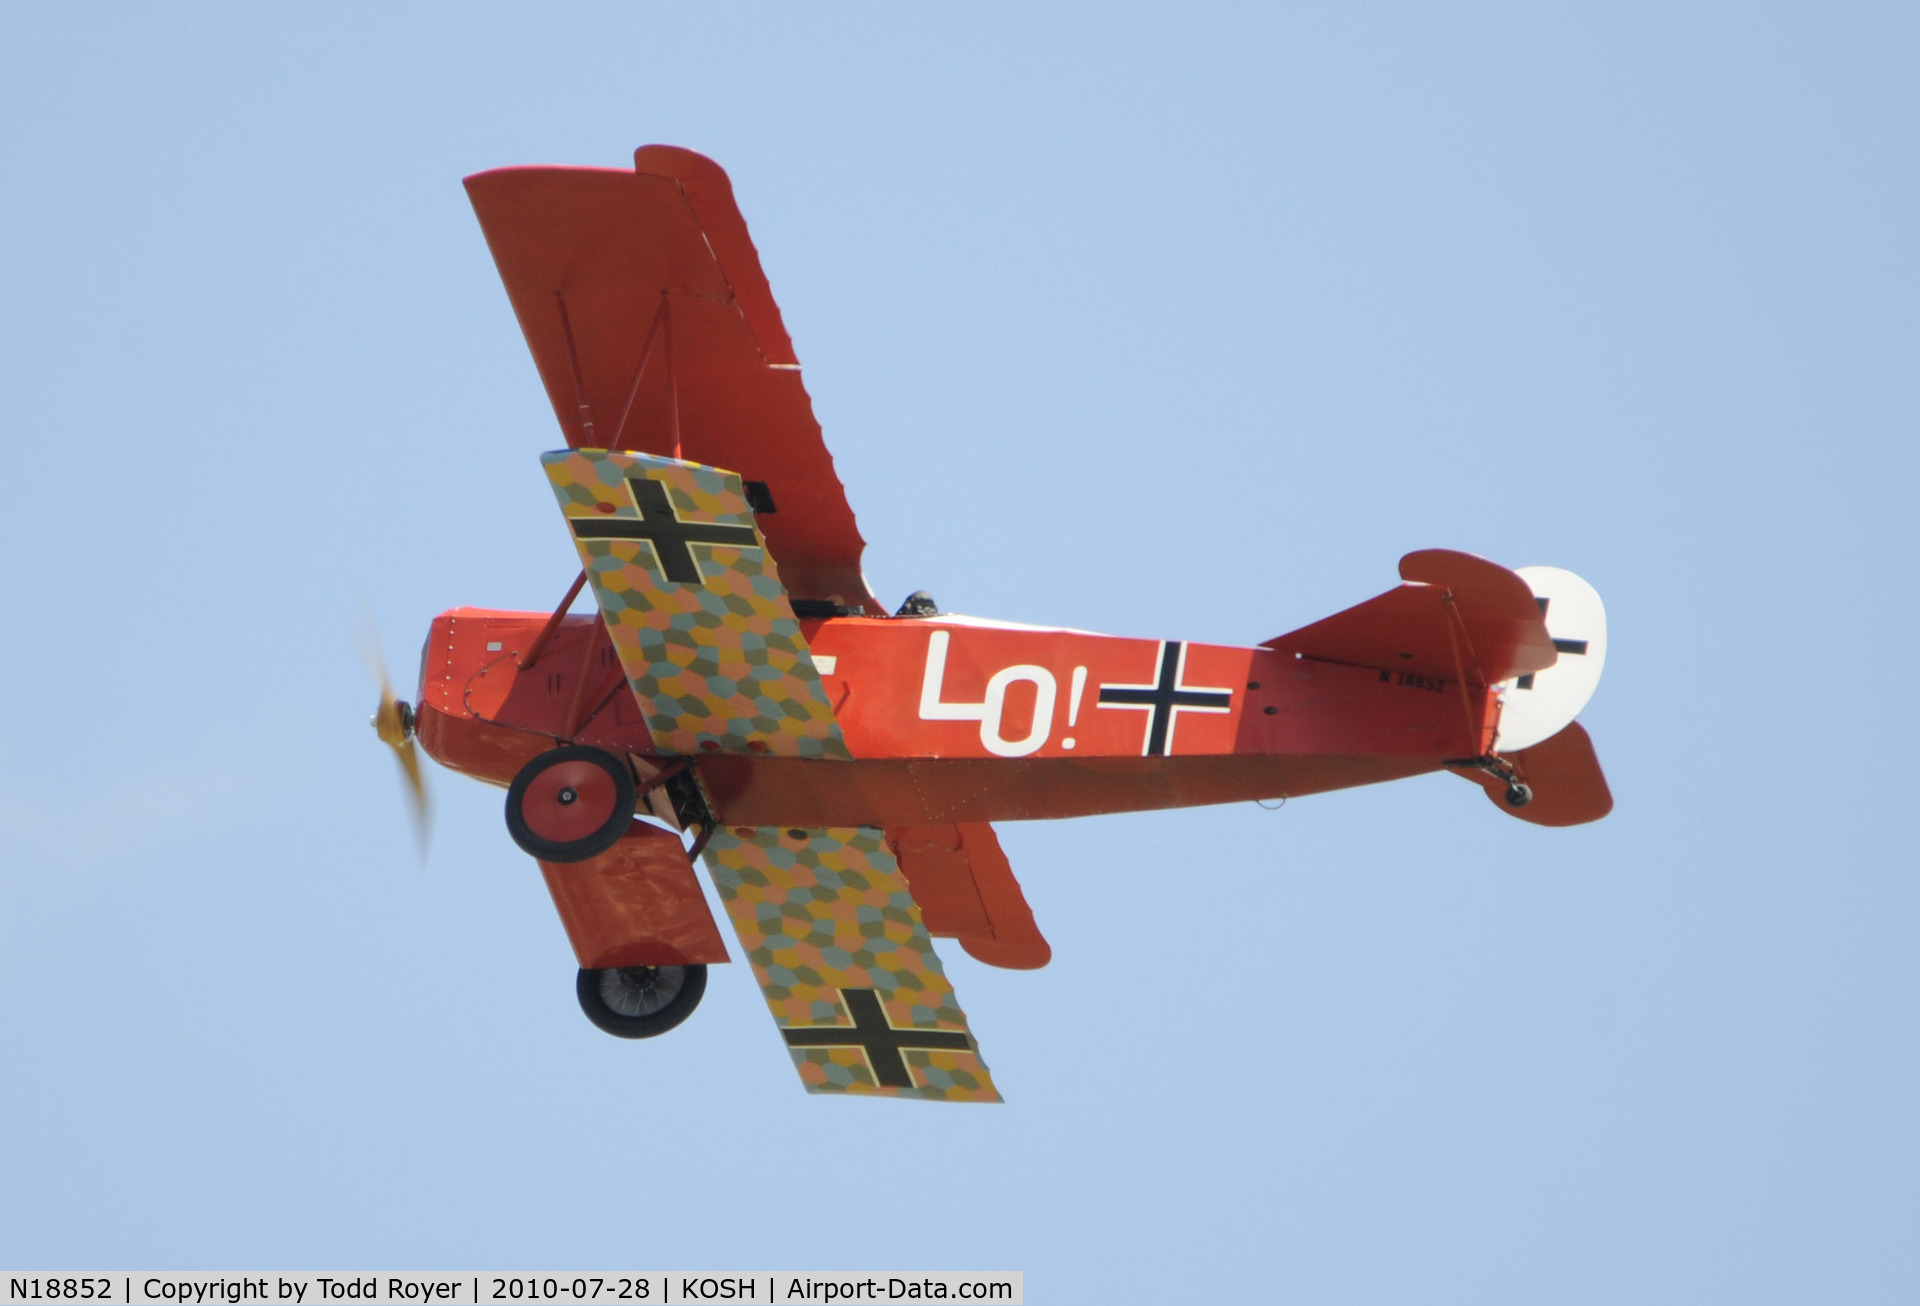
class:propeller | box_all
[360,616,432,855]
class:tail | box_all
[1459,563,1612,826]
[1450,719,1612,827]
[1264,551,1612,826]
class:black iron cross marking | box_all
[568,474,760,586]
[1096,640,1233,757]
[1517,638,1589,690]
[780,988,971,1089]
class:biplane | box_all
[368,146,1612,1103]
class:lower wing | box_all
[701,825,1001,1101]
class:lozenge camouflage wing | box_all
[542,447,849,759]
[700,825,1000,1102]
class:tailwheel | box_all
[505,746,636,862]
[576,964,707,1039]
[1452,752,1534,809]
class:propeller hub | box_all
[362,622,432,855]
[373,698,417,747]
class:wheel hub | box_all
[601,965,684,1017]
[520,760,621,842]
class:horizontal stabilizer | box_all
[890,823,1051,970]
[538,820,731,967]
[1450,721,1613,826]
[1263,549,1558,687]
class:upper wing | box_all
[466,146,881,614]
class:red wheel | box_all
[506,746,636,862]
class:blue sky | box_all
[2,3,1916,1300]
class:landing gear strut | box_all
[576,964,707,1039]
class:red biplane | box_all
[369,146,1612,1103]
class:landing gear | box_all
[1452,752,1533,809]
[576,964,707,1039]
[505,746,635,862]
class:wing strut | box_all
[553,293,597,445]
[560,620,622,738]
[664,293,682,459]
[610,294,669,453]
[519,569,588,671]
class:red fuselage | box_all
[416,608,1500,827]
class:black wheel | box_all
[1505,782,1534,808]
[506,746,635,862]
[575,964,707,1039]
